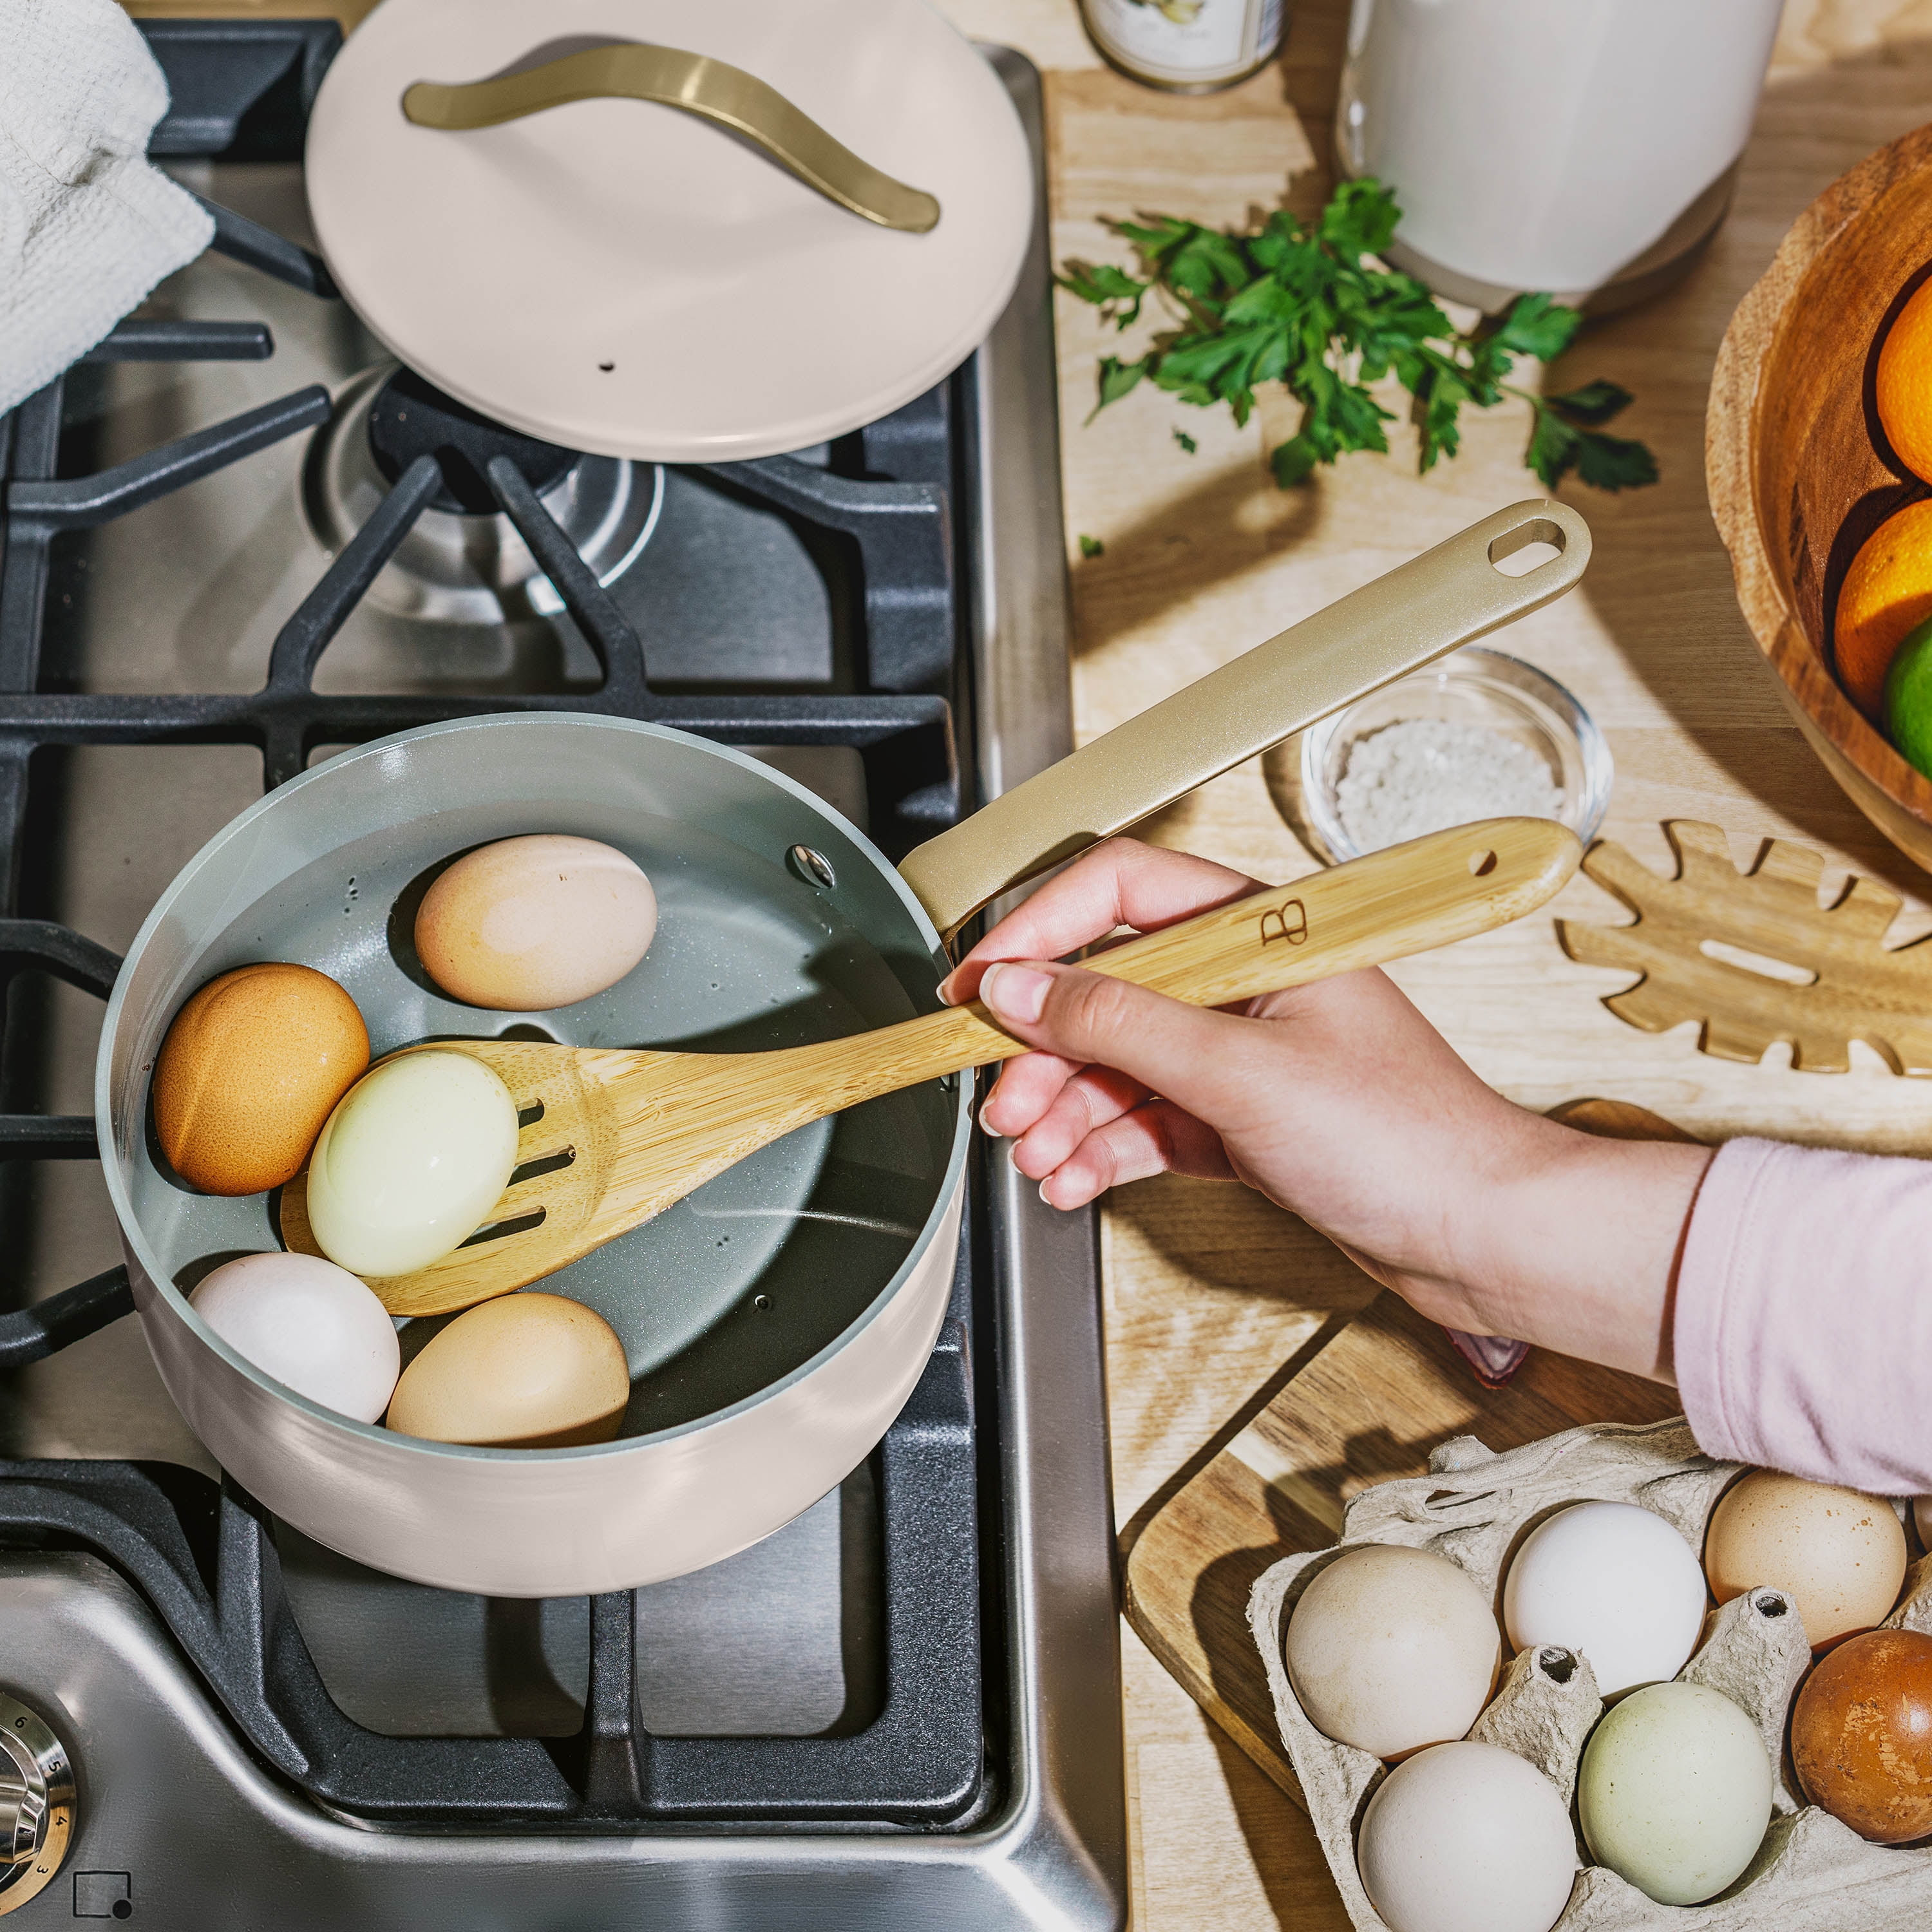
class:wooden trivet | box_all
[1119,1097,1690,1807]
[1558,820,1932,1073]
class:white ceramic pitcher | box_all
[1340,0,1785,312]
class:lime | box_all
[1884,613,1932,775]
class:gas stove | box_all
[0,23,1124,1927]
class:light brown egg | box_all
[153,963,370,1195]
[1703,1470,1907,1650]
[415,835,657,1010]
[384,1293,630,1448]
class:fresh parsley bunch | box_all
[1059,179,1657,493]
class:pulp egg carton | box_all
[1248,1418,1932,1931]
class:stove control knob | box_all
[0,1692,73,1916]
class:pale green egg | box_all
[305,1050,520,1276]
[1578,1681,1772,1906]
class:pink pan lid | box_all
[305,0,1034,463]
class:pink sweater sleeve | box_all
[1676,1136,1932,1495]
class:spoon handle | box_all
[898,501,1590,938]
[802,816,1582,1112]
[1079,815,1580,1009]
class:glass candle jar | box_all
[1338,0,1784,312]
[1081,0,1288,93]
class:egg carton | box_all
[1248,1418,1932,1931]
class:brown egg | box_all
[384,1293,630,1448]
[153,963,370,1195]
[1704,1470,1908,1650]
[415,835,657,1010]
[1792,1629,1932,1842]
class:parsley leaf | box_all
[1491,291,1581,362]
[1078,534,1105,558]
[1056,178,1656,495]
[1174,429,1198,453]
[1058,260,1149,325]
[1091,355,1149,419]
[1544,379,1636,426]
[1571,431,1658,492]
[1520,382,1658,491]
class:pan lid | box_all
[305,0,1034,464]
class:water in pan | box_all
[124,794,952,1421]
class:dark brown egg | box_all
[1792,1627,1932,1843]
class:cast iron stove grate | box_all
[0,19,989,1830]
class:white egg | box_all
[305,1050,520,1276]
[1577,1680,1772,1904]
[1503,1501,1706,1696]
[1357,1740,1578,1932]
[190,1251,400,1423]
[1286,1544,1501,1758]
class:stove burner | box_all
[367,368,574,514]
[303,364,663,625]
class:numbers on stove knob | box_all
[0,1692,75,1916]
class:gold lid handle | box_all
[898,499,1591,939]
[402,44,941,234]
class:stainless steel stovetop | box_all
[0,33,1124,1929]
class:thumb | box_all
[977,959,1258,1118]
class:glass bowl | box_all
[1280,647,1613,866]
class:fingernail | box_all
[1038,1179,1056,1208]
[974,1103,1005,1139]
[980,961,1050,1025]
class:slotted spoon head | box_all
[278,1028,918,1317]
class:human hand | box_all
[939,838,1707,1379]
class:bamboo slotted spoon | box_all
[279,817,1580,1316]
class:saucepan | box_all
[97,500,1587,1596]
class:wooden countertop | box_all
[942,1,1932,1924]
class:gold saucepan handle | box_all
[898,498,1591,940]
[401,44,941,234]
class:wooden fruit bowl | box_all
[1709,122,1932,873]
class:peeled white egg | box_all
[1356,1740,1578,1932]
[1503,1501,1706,1696]
[190,1251,400,1423]
[1285,1544,1501,1758]
[305,1050,520,1277]
[1577,1680,1772,1904]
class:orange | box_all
[1836,500,1932,714]
[1878,279,1932,482]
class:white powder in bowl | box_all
[1334,717,1564,854]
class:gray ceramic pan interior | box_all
[101,715,969,1438]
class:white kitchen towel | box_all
[0,0,213,415]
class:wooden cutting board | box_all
[1119,1097,1694,1807]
